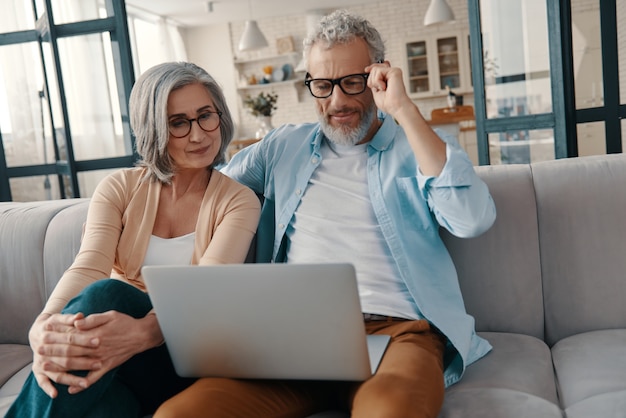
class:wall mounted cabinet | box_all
[405,30,472,98]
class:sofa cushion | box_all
[438,332,561,417]
[447,332,559,403]
[308,333,562,418]
[552,328,626,411]
[0,362,30,417]
[0,199,86,345]
[565,390,626,418]
[0,345,31,388]
[442,164,544,339]
[43,200,90,297]
[438,388,563,418]
[532,154,626,346]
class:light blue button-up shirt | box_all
[222,113,496,387]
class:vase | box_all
[255,116,274,139]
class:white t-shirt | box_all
[143,232,196,266]
[286,139,421,319]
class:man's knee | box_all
[352,373,444,418]
[154,379,236,418]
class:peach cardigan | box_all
[43,167,260,314]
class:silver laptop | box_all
[142,263,390,381]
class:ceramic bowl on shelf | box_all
[439,44,455,53]
[409,45,425,56]
[271,68,284,82]
[281,63,293,80]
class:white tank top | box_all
[143,232,196,266]
[286,139,421,319]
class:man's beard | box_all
[319,103,376,146]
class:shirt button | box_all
[311,158,318,164]
[278,223,285,229]
[295,189,301,196]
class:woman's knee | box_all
[62,279,151,317]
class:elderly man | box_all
[156,9,495,418]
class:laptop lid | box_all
[142,263,389,381]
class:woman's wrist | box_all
[142,313,165,348]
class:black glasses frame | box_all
[304,73,370,98]
[168,111,222,138]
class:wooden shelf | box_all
[234,52,299,66]
[237,79,301,92]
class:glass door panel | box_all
[0,42,52,168]
[488,128,554,165]
[437,37,460,90]
[51,0,105,24]
[577,121,606,156]
[618,2,626,105]
[571,2,603,109]
[56,33,126,160]
[1,1,36,32]
[480,0,552,119]
[406,41,429,94]
[9,176,61,202]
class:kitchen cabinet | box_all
[405,31,472,98]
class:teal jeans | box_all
[6,279,195,418]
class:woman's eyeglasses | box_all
[304,73,369,98]
[168,111,222,138]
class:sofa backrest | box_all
[532,154,626,346]
[441,164,545,340]
[0,199,88,345]
[443,153,626,347]
[2,154,625,348]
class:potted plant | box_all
[243,91,278,138]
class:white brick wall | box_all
[185,0,472,139]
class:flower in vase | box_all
[243,91,278,117]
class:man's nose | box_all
[328,84,350,103]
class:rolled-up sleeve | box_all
[417,131,496,238]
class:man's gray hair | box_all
[129,62,234,183]
[302,9,386,71]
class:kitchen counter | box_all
[427,105,475,131]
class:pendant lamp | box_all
[423,0,455,26]
[238,1,268,51]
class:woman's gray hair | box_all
[129,62,234,183]
[302,10,385,71]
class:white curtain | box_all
[131,13,188,76]
[0,1,55,200]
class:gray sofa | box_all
[2,153,626,417]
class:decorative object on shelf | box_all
[446,85,458,112]
[276,36,295,54]
[244,91,278,117]
[424,0,455,26]
[244,91,278,139]
[254,115,274,139]
[271,68,284,82]
[238,0,268,51]
[409,44,426,56]
[261,65,273,83]
[281,63,294,81]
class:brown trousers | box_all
[154,319,446,418]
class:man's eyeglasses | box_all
[168,111,222,138]
[304,73,370,98]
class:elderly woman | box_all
[6,62,261,418]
